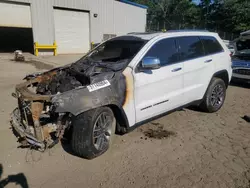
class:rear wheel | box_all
[200,78,226,113]
[71,107,116,159]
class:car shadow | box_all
[60,139,77,157]
[230,81,250,89]
[59,127,80,158]
[242,115,250,123]
[185,106,208,113]
[0,164,29,188]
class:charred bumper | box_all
[11,75,68,150]
[11,108,46,149]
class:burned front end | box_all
[11,70,74,150]
[10,58,127,150]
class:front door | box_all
[134,38,184,123]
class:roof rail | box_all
[127,32,162,35]
[167,29,209,33]
[128,30,211,35]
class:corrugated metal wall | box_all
[3,0,146,47]
[114,1,146,36]
[31,0,54,44]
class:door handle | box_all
[204,59,212,63]
[171,67,182,72]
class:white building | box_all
[0,0,147,55]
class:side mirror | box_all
[141,57,161,70]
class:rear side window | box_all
[200,36,224,55]
[177,36,205,61]
[144,38,178,66]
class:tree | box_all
[156,0,172,29]
[224,0,250,33]
[200,0,211,28]
[171,0,201,29]
[130,0,250,35]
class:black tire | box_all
[200,77,226,113]
[71,107,116,159]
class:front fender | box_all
[51,74,126,116]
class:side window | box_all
[177,36,205,61]
[144,38,178,66]
[200,36,224,55]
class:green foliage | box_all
[130,0,250,34]
[224,0,250,32]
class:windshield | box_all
[236,39,250,55]
[86,36,148,63]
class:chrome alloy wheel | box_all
[92,112,113,150]
[210,84,224,108]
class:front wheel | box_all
[200,78,226,113]
[71,107,116,159]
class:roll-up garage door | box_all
[0,2,32,28]
[54,9,90,54]
[0,2,33,52]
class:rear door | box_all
[200,36,226,77]
[134,38,184,123]
[176,36,215,104]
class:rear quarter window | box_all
[200,36,224,55]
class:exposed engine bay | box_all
[35,59,128,95]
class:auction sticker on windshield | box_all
[87,80,111,92]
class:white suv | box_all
[12,31,232,159]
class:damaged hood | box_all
[15,57,129,107]
[23,58,128,95]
